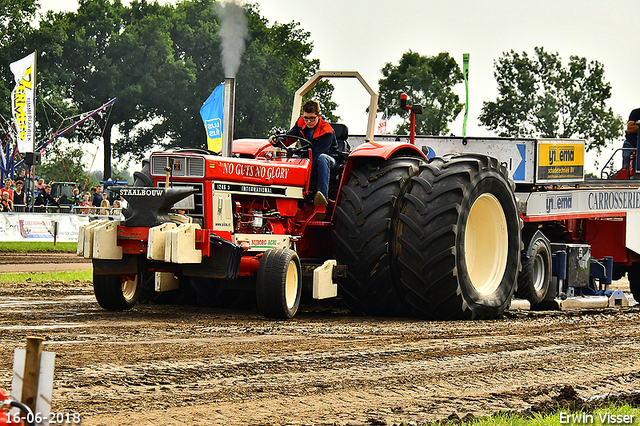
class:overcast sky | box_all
[38,0,638,172]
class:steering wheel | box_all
[271,134,313,158]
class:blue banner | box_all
[200,83,224,152]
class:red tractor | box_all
[78,71,521,320]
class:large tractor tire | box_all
[93,273,142,311]
[395,154,521,320]
[333,157,425,316]
[515,230,552,306]
[256,248,302,319]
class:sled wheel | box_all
[515,232,552,305]
[395,154,521,319]
[93,272,141,311]
[256,248,302,319]
[333,157,426,316]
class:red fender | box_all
[336,142,428,205]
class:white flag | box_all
[10,51,36,153]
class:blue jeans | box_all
[622,139,637,169]
[313,153,336,199]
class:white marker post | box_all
[11,337,56,425]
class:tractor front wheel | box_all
[256,248,302,319]
[93,273,142,311]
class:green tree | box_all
[34,0,335,167]
[37,0,193,177]
[479,47,623,153]
[377,50,464,135]
[0,0,39,123]
[127,0,336,154]
[36,144,89,184]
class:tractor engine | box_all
[232,195,289,235]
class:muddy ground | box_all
[1,264,640,425]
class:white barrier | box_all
[0,213,92,242]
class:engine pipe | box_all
[400,93,423,145]
[222,77,236,158]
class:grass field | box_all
[419,404,640,425]
[0,241,77,253]
[0,269,92,283]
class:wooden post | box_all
[21,336,44,414]
[53,220,58,246]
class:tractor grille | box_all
[156,181,205,220]
[151,155,205,178]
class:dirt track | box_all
[1,273,640,425]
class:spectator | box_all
[0,192,13,212]
[92,185,104,208]
[72,188,81,204]
[81,193,92,214]
[112,199,122,216]
[1,178,13,201]
[34,184,60,212]
[71,188,82,213]
[622,108,640,168]
[35,178,46,191]
[99,199,110,215]
[13,180,25,212]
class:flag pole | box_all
[462,53,470,137]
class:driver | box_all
[269,99,338,206]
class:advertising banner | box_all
[0,213,90,242]
[10,51,36,153]
[536,139,585,182]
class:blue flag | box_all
[200,83,224,152]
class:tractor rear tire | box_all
[333,157,425,316]
[395,154,521,320]
[515,232,552,305]
[93,273,142,311]
[256,248,302,319]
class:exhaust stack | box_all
[221,77,236,157]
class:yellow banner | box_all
[10,51,36,153]
[538,142,584,167]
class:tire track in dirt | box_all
[1,280,640,425]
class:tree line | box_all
[0,0,623,183]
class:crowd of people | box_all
[0,177,126,216]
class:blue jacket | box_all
[286,116,338,161]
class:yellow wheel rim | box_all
[121,275,138,302]
[464,193,508,295]
[285,260,299,310]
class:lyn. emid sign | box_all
[536,140,584,183]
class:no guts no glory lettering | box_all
[220,162,289,180]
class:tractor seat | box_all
[330,123,351,159]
